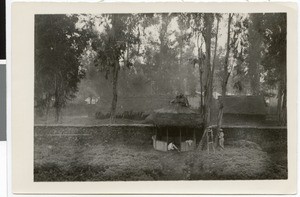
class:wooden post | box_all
[179,128,182,151]
[155,127,157,149]
[166,128,169,151]
[185,127,188,139]
[193,129,196,148]
[207,130,209,153]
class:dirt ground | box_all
[34,127,287,181]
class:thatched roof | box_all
[222,95,267,115]
[144,104,203,128]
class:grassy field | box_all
[34,126,287,181]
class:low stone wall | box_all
[35,125,155,147]
[221,127,287,149]
[35,125,287,149]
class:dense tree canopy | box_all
[35,15,89,121]
[34,13,287,126]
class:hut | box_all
[144,101,203,152]
[220,95,267,126]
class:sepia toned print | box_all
[33,12,288,182]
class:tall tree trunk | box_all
[199,65,203,112]
[55,105,61,123]
[281,83,287,125]
[209,16,220,123]
[54,92,61,123]
[198,13,214,150]
[277,81,282,125]
[215,13,232,145]
[45,96,51,124]
[196,34,204,113]
[248,14,263,95]
[54,75,61,123]
[211,17,220,88]
[249,61,260,95]
[202,13,214,128]
[179,31,184,93]
[277,73,287,126]
[110,61,120,123]
[109,14,119,124]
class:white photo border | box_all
[11,2,297,194]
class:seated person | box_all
[185,139,193,146]
[168,142,180,152]
[152,135,156,141]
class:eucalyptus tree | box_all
[260,13,287,125]
[200,13,215,129]
[85,14,151,122]
[180,13,219,150]
[215,13,233,141]
[247,13,264,95]
[35,14,89,122]
[188,13,206,111]
[176,14,198,95]
[215,14,252,143]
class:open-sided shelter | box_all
[144,103,203,152]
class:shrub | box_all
[95,110,148,120]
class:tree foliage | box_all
[84,14,149,122]
[35,13,287,128]
[260,13,287,125]
[35,14,88,121]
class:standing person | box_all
[219,129,225,149]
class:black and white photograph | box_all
[33,11,289,182]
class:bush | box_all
[95,112,110,119]
[95,110,148,120]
